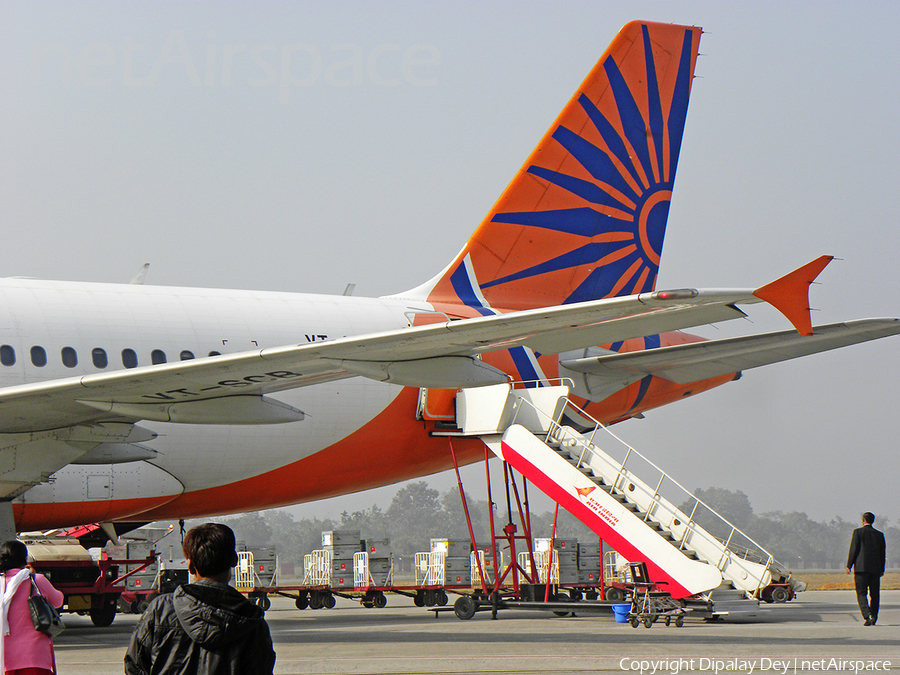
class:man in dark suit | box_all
[846,512,886,626]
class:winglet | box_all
[752,256,834,336]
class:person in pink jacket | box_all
[0,540,64,675]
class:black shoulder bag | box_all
[28,574,65,637]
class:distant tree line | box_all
[682,487,899,570]
[200,483,897,573]
[203,481,593,572]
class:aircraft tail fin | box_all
[403,21,702,314]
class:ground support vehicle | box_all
[756,581,798,603]
[27,539,155,627]
[440,584,614,621]
[119,568,190,613]
[426,430,616,620]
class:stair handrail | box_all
[507,389,784,591]
[559,397,783,587]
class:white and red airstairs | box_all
[452,382,805,604]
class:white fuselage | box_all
[1,278,426,524]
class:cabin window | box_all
[151,349,167,365]
[0,345,14,366]
[61,347,77,368]
[122,349,138,369]
[180,350,195,360]
[30,346,47,367]
[92,348,108,369]
[208,351,221,357]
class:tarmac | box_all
[54,590,898,674]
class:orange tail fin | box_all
[407,21,702,315]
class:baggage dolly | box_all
[625,562,686,628]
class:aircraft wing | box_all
[0,286,761,435]
[558,319,900,384]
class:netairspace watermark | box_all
[29,29,441,101]
[619,658,895,675]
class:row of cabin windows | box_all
[0,345,223,369]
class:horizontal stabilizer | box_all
[559,319,900,384]
[752,255,833,336]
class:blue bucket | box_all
[612,603,631,623]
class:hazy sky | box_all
[2,2,898,526]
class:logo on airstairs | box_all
[574,481,620,528]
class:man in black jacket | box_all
[845,511,886,626]
[125,523,276,674]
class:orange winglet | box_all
[752,256,834,336]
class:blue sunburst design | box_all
[482,26,696,304]
[450,255,549,386]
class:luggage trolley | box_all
[626,562,685,628]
